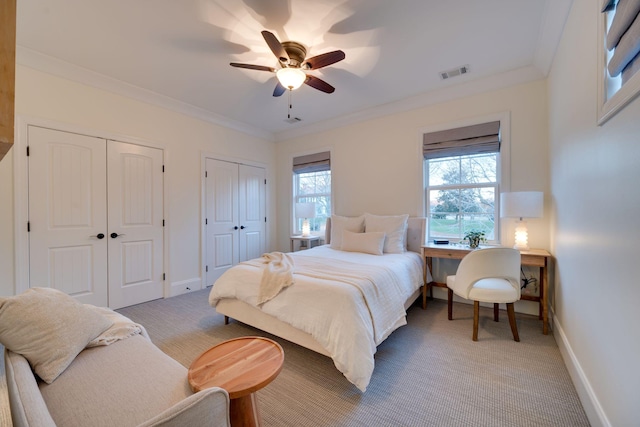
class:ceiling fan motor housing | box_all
[281,41,307,67]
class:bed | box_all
[208,215,430,392]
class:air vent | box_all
[284,117,303,124]
[439,65,470,80]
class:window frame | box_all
[292,168,331,236]
[425,153,500,244]
[597,2,640,125]
[419,113,510,245]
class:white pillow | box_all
[0,287,113,383]
[364,213,409,254]
[330,214,365,249]
[341,230,385,255]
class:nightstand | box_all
[290,235,321,252]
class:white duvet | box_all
[208,245,424,392]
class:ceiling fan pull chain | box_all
[288,89,293,119]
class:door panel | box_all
[205,159,239,286]
[239,164,266,262]
[28,126,108,306]
[107,141,164,309]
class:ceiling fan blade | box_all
[303,50,345,70]
[304,75,335,94]
[261,30,289,63]
[273,82,286,97]
[230,62,275,72]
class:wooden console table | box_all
[422,243,552,335]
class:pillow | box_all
[340,230,385,255]
[0,287,113,383]
[330,214,365,249]
[364,213,409,254]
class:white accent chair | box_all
[446,247,521,341]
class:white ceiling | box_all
[16,0,573,141]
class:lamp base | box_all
[513,221,529,251]
[301,219,310,237]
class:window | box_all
[423,121,500,243]
[598,0,640,124]
[293,152,331,235]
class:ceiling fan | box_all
[230,30,345,97]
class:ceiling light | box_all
[276,68,306,90]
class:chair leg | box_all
[473,301,479,341]
[493,303,499,322]
[447,288,453,320]
[506,303,520,342]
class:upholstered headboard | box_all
[324,216,426,254]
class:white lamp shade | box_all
[295,202,316,219]
[500,192,543,219]
[276,68,306,90]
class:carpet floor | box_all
[1,289,590,426]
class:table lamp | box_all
[500,191,543,250]
[295,202,316,237]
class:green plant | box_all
[463,230,486,249]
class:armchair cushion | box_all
[39,334,195,427]
[467,278,519,303]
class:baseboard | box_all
[552,311,611,427]
[169,277,202,297]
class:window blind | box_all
[602,0,640,84]
[423,121,500,160]
[292,151,331,174]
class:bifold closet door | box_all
[205,159,265,287]
[205,158,240,286]
[28,127,109,306]
[28,127,164,309]
[107,141,164,309]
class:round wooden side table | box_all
[188,336,284,427]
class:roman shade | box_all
[602,0,640,84]
[293,151,331,174]
[423,121,501,160]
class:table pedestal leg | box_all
[230,393,260,427]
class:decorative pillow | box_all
[364,213,409,254]
[340,230,385,255]
[0,287,113,383]
[330,214,365,249]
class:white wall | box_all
[0,65,276,297]
[276,79,550,315]
[547,1,640,426]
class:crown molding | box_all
[533,0,574,75]
[275,65,545,142]
[16,46,275,142]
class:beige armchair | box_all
[446,247,521,341]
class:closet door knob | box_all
[90,233,105,239]
[240,225,245,229]
[234,226,239,230]
[110,233,125,239]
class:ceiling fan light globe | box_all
[276,68,306,90]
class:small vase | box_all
[469,238,480,249]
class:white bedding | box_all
[208,245,424,392]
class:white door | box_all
[238,164,266,262]
[205,159,266,287]
[28,127,109,306]
[27,126,164,309]
[205,159,239,286]
[107,141,164,309]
